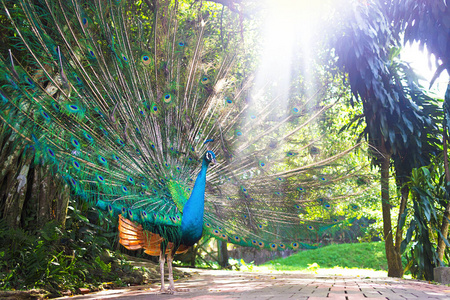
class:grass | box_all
[257,241,389,277]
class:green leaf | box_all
[402,114,414,133]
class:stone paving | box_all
[58,269,450,300]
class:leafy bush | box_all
[0,204,139,296]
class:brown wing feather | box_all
[118,215,191,256]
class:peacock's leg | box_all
[167,250,175,293]
[159,251,166,293]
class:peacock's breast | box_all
[180,213,204,246]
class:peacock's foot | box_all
[160,288,175,294]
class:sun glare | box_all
[401,41,449,99]
[252,1,331,107]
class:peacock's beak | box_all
[211,158,216,165]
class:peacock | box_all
[0,0,374,293]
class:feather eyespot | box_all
[71,138,80,148]
[81,17,89,29]
[52,102,61,111]
[201,76,210,84]
[40,110,50,121]
[98,155,107,164]
[141,54,152,66]
[69,105,79,112]
[72,160,80,170]
[47,148,55,157]
[84,132,93,141]
[87,46,95,58]
[163,93,172,103]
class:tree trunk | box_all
[394,184,408,262]
[437,121,450,263]
[0,127,70,230]
[190,244,197,267]
[218,240,230,268]
[380,150,403,277]
[2,145,32,228]
[55,183,70,227]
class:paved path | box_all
[58,269,450,299]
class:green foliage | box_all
[403,157,449,280]
[0,204,142,296]
[261,242,388,271]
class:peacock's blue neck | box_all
[180,159,209,246]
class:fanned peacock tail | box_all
[0,0,375,253]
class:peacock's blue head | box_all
[204,150,216,165]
